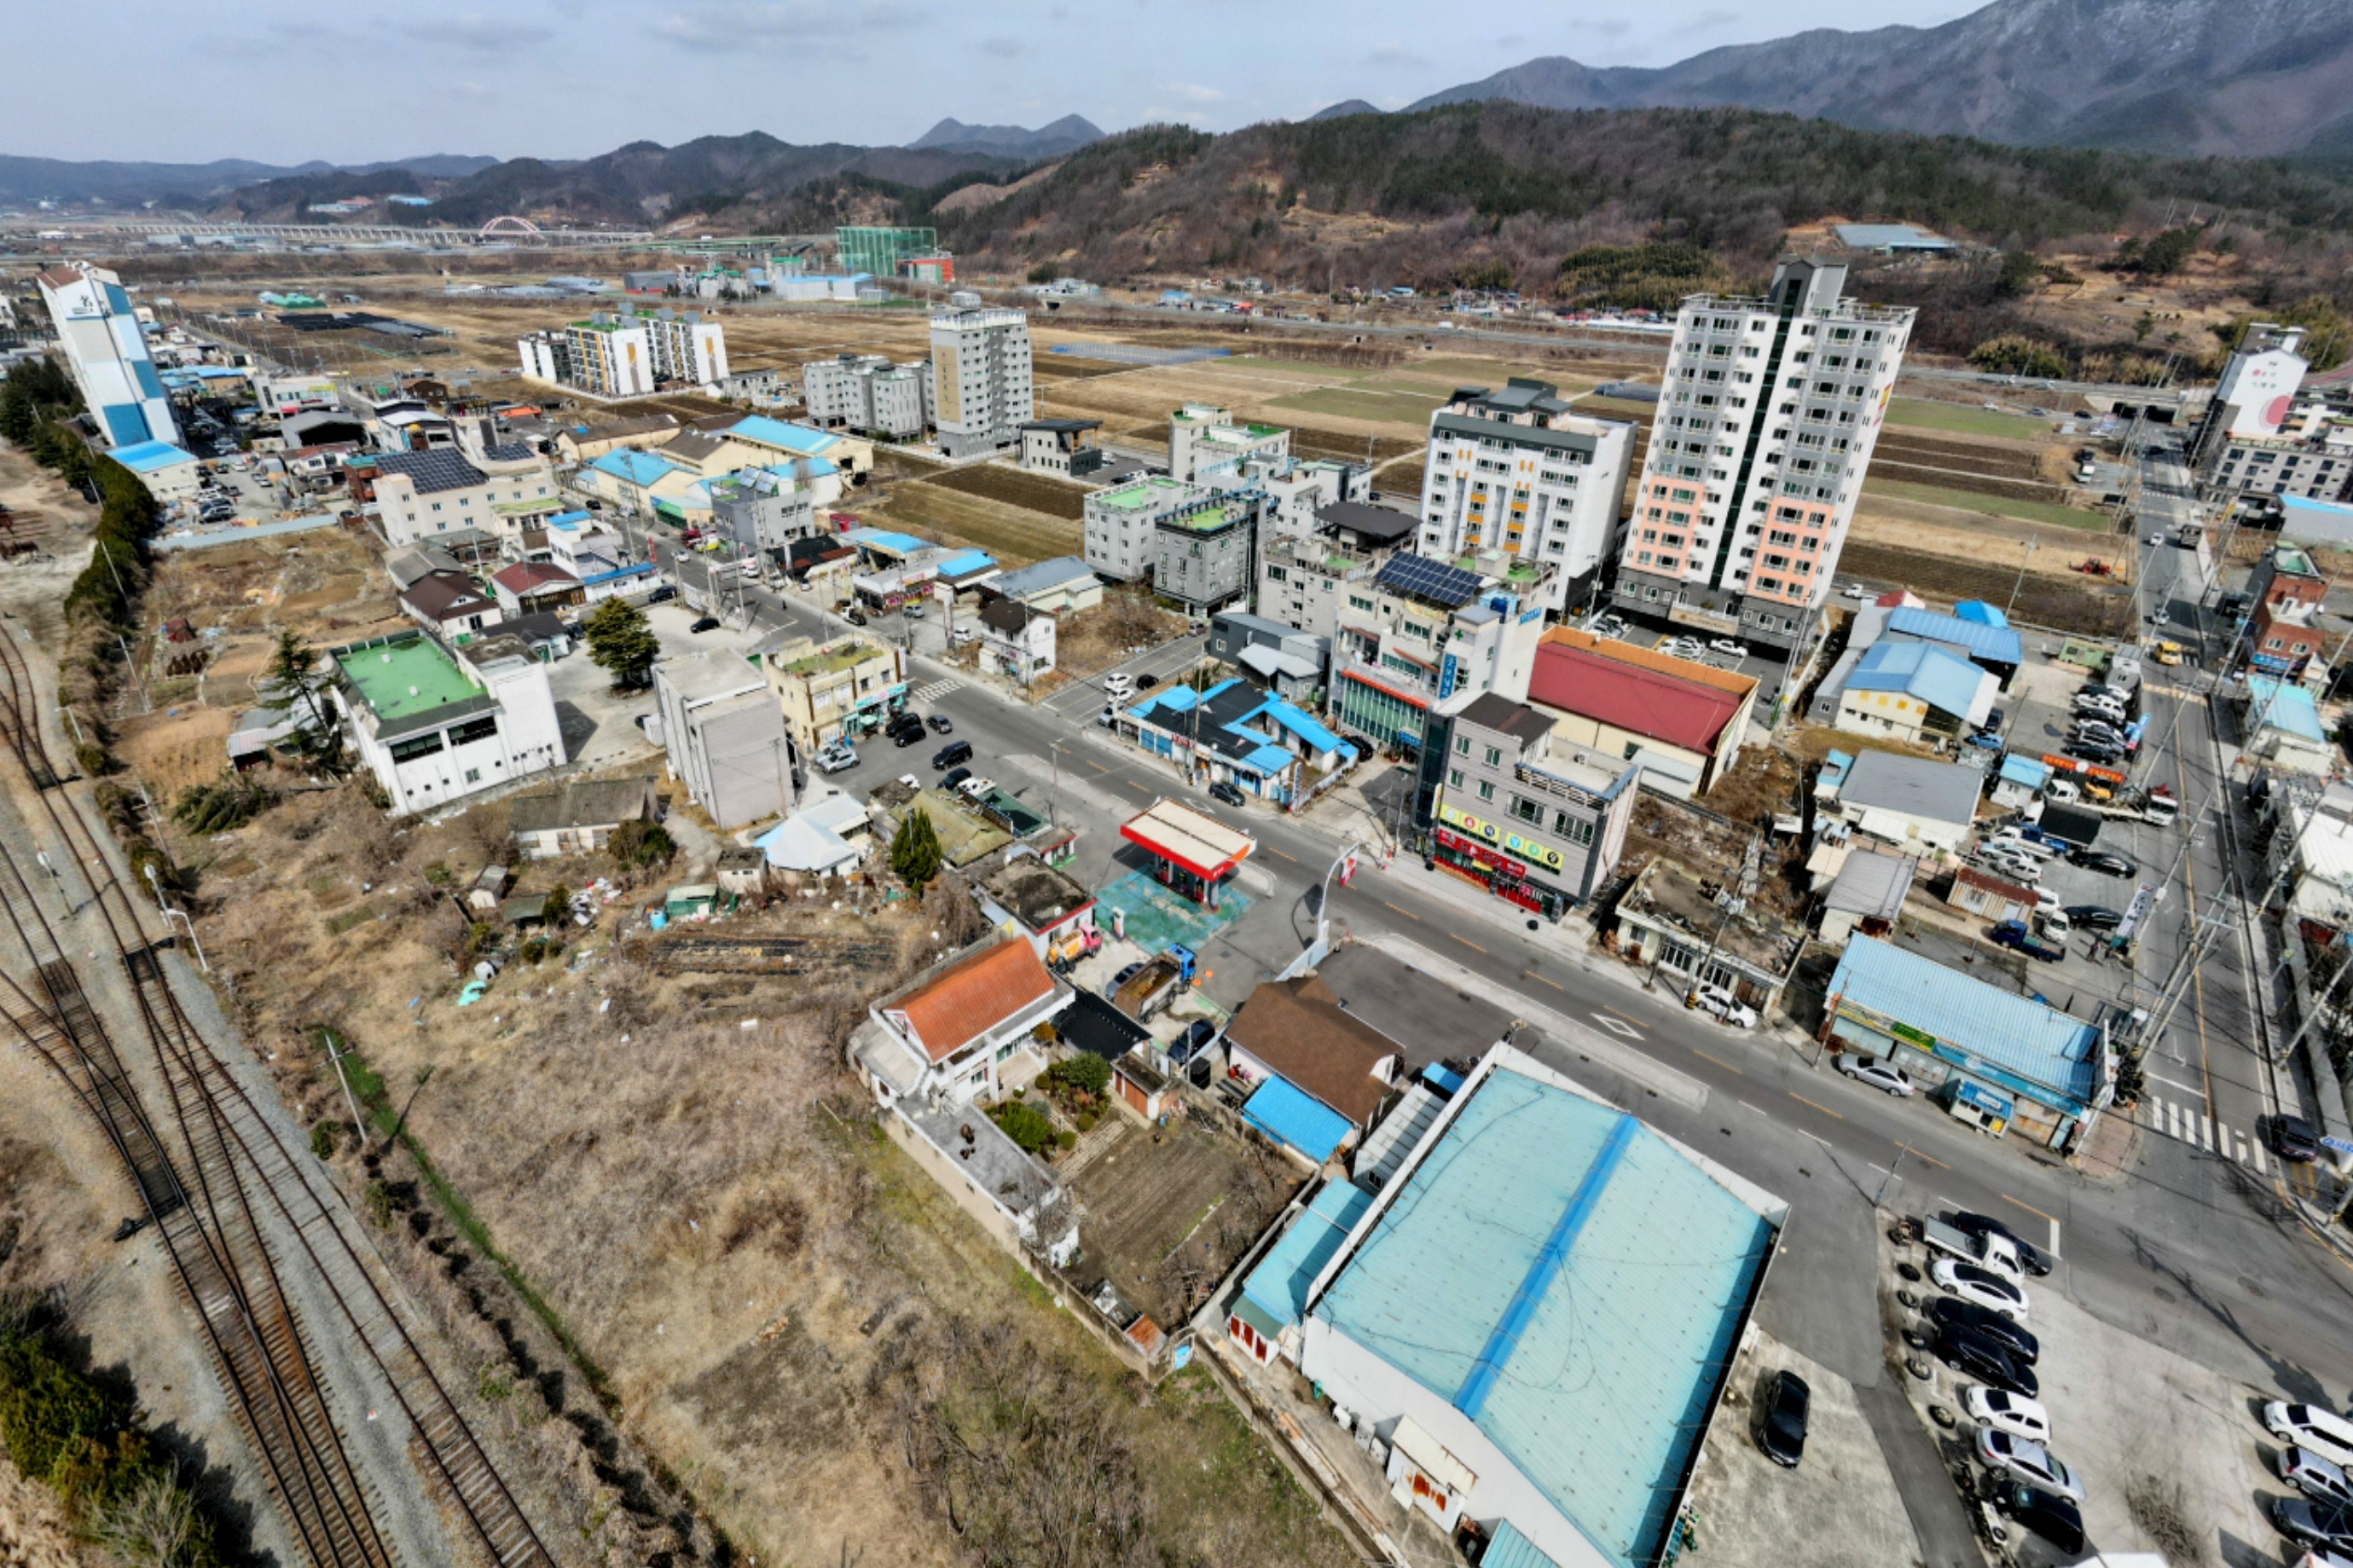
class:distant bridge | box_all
[2,218,661,250]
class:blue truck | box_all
[1990,919,2066,963]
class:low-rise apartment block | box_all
[519,307,728,398]
[1255,504,1418,643]
[2246,543,2333,678]
[1153,490,1261,616]
[1085,475,1213,581]
[1328,551,1549,754]
[373,445,562,550]
[1416,691,1640,915]
[329,629,566,815]
[801,352,935,438]
[1258,457,1372,536]
[2191,323,2353,502]
[764,635,907,751]
[1169,403,1289,483]
[653,651,798,829]
[1416,379,1637,614]
[1017,419,1106,477]
[1522,628,1757,798]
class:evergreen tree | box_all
[262,629,344,772]
[891,807,942,893]
[583,597,661,690]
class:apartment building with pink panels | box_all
[1608,257,1913,660]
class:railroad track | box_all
[0,624,556,1568]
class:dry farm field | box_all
[927,461,1089,520]
[872,480,1081,566]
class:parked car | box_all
[689,615,721,634]
[925,714,953,734]
[2065,905,2124,933]
[1757,1368,1809,1467]
[1932,1259,2029,1319]
[1096,703,1119,728]
[1103,672,1135,697]
[2070,849,2136,878]
[1933,1323,2038,1399]
[1963,1386,2051,1444]
[1977,1429,2084,1502]
[891,723,925,749]
[815,744,858,775]
[1944,1212,2053,1277]
[2286,1448,2353,1509]
[1928,1297,2040,1363]
[1138,673,1160,690]
[646,584,677,603]
[932,739,974,770]
[1113,962,1145,987]
[1994,1483,2085,1555]
[2271,1114,2325,1164]
[1834,1054,1915,1096]
[2277,1497,2353,1557]
[2045,778,2081,803]
[2269,1404,2353,1470]
[1710,639,1748,657]
[940,767,973,792]
[902,603,926,619]
[1208,779,1247,808]
[1691,984,1758,1029]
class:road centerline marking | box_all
[1381,900,1421,921]
[1788,1092,1843,1120]
[1693,1049,1743,1075]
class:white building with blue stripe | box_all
[37,263,179,450]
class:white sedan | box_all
[1833,1054,1915,1096]
[1976,1429,2084,1502]
[1933,1259,2030,1320]
[1709,639,1748,657]
[1964,1386,2051,1445]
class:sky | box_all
[9,0,1985,166]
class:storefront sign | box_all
[1437,806,1565,872]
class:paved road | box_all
[710,573,2353,1416]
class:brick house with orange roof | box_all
[849,935,1072,1106]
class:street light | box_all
[143,863,209,973]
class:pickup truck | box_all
[1921,1217,2026,1282]
[1991,919,2066,964]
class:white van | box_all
[2268,1403,2353,1469]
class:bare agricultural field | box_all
[1067,1120,1301,1327]
[926,461,1089,520]
[1841,539,2131,634]
[1266,385,1446,424]
[875,480,1081,565]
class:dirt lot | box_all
[154,780,1354,1568]
[870,479,1080,566]
[1057,588,1193,680]
[1066,1118,1301,1327]
[927,461,1088,519]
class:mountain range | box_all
[0,153,497,208]
[909,116,1104,159]
[1386,0,2353,158]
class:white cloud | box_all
[653,0,922,50]
[1167,83,1225,104]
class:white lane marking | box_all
[2047,1219,2061,1258]
[2199,1115,2215,1153]
[2147,1071,2204,1095]
[1739,1100,1769,1116]
[1591,1013,1642,1039]
[2252,1142,2268,1176]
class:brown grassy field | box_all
[872,480,1081,566]
[927,462,1089,520]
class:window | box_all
[1449,769,1463,787]
[1476,780,1495,802]
[1512,796,1542,825]
[1456,734,1471,755]
[388,732,444,763]
[449,715,500,746]
[1484,746,1502,767]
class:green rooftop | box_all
[1095,477,1193,512]
[336,635,484,725]
[777,639,884,678]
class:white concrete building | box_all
[1416,379,1637,615]
[36,263,178,448]
[329,630,567,816]
[653,651,798,830]
[370,446,562,549]
[519,308,727,398]
[1260,458,1371,536]
[1083,475,1220,582]
[930,308,1033,458]
[1609,257,1915,654]
[1169,404,1289,483]
[802,352,935,438]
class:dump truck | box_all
[2094,784,2179,826]
[1112,945,1198,1021]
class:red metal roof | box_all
[891,939,1058,1062]
[1527,640,1743,754]
[491,562,581,593]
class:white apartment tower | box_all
[802,352,935,438]
[1416,379,1637,615]
[930,309,1033,458]
[519,308,727,398]
[1609,257,1913,653]
[35,263,179,449]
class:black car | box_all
[2070,849,2136,878]
[887,712,925,738]
[646,585,677,604]
[927,715,953,734]
[1996,1484,2085,1555]
[1927,1296,2041,1363]
[1208,780,1247,808]
[1172,1018,1219,1064]
[689,615,721,634]
[2064,905,2124,933]
[2277,1496,2353,1554]
[940,767,973,792]
[932,739,973,770]
[1757,1369,1809,1468]
[1138,673,1160,690]
[1945,1211,2054,1277]
[892,724,925,748]
[845,607,868,626]
[2270,1114,2325,1164]
[1932,1323,2037,1400]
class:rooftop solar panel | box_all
[1375,553,1484,608]
[374,449,487,495]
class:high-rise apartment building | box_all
[36,263,178,448]
[519,308,727,398]
[1416,379,1637,615]
[1609,257,1913,654]
[930,309,1033,458]
[801,352,934,438]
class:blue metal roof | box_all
[1885,605,2025,666]
[1828,935,2102,1109]
[109,438,195,473]
[729,414,840,455]
[1482,1521,1568,1568]
[2249,676,2328,743]
[1953,600,2011,628]
[1242,1077,1353,1163]
[1848,640,1986,719]
[934,549,997,576]
[1998,755,2052,787]
[1240,1181,1373,1327]
[588,448,681,487]
[843,526,929,556]
[1312,1068,1775,1568]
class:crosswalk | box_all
[2139,1092,2267,1172]
[909,677,962,703]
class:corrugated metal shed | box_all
[1827,935,2101,1107]
[1886,605,2025,666]
[1240,1181,1373,1327]
[1846,640,1988,720]
[1242,1076,1353,1163]
[1483,1520,1568,1568]
[1311,1068,1775,1568]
